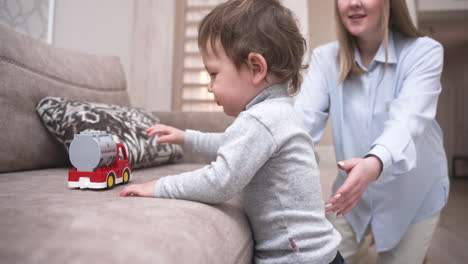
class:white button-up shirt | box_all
[294,31,449,251]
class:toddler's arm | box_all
[153,114,277,204]
[184,130,223,161]
[123,115,274,203]
[146,124,224,161]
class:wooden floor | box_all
[424,179,468,263]
[317,146,468,264]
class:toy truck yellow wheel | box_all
[123,169,130,184]
[107,172,116,189]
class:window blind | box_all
[174,0,227,112]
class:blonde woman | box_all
[295,0,448,263]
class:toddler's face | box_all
[201,40,257,117]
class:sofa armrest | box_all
[153,111,234,163]
[0,25,130,173]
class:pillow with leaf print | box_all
[36,96,183,169]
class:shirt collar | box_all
[375,31,397,64]
[354,31,397,70]
[245,83,289,110]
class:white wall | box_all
[417,0,468,11]
[130,0,175,111]
[53,0,134,95]
[308,0,336,50]
[51,0,309,112]
[281,0,310,57]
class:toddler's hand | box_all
[145,124,185,145]
[120,180,157,197]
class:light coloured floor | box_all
[316,146,468,264]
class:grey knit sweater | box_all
[155,84,341,264]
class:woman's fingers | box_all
[325,192,348,213]
[325,167,364,214]
[326,194,359,214]
[326,158,378,215]
[326,191,359,214]
[325,192,344,211]
[338,200,359,216]
[325,158,363,210]
[337,158,361,172]
[325,171,357,205]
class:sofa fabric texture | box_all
[0,26,253,264]
[0,165,253,264]
[36,96,183,169]
[0,25,130,173]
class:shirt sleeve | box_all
[184,130,224,161]
[368,39,444,182]
[155,114,277,204]
[294,48,330,145]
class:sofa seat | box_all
[0,164,253,263]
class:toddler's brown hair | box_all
[198,0,307,94]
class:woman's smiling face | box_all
[337,0,385,40]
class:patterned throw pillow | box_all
[36,97,182,169]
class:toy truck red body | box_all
[68,131,132,189]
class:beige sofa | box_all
[0,25,252,264]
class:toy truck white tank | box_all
[69,130,117,172]
[68,130,132,189]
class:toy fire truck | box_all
[68,130,131,189]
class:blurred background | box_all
[1,1,467,261]
[2,0,465,169]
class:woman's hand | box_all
[120,180,157,197]
[325,156,382,216]
[146,124,185,145]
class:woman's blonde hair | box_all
[335,0,424,82]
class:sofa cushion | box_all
[0,25,130,172]
[0,164,253,264]
[36,97,183,169]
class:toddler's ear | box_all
[247,52,268,85]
